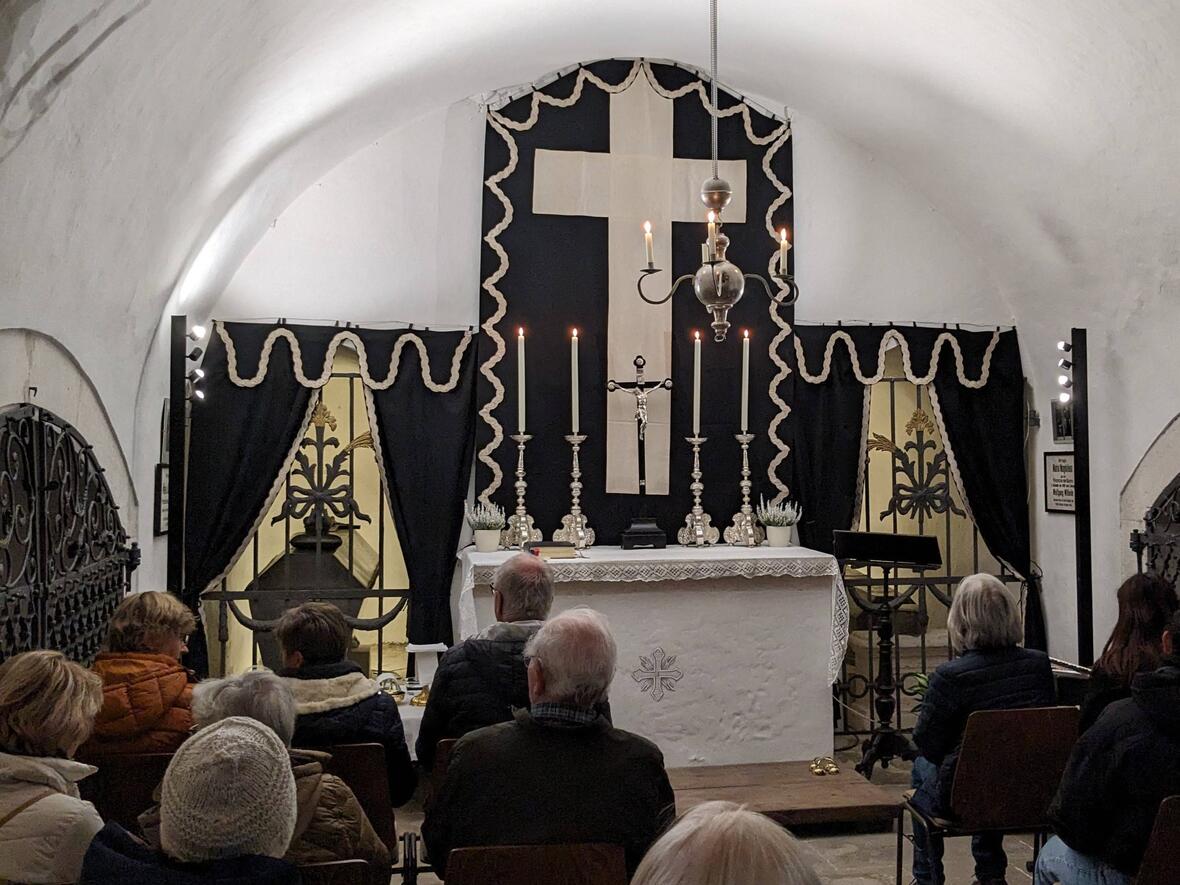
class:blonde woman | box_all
[632,801,821,885]
[81,591,198,756]
[0,650,105,884]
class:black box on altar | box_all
[621,517,666,550]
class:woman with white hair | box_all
[139,670,389,879]
[909,574,1056,885]
[631,801,821,885]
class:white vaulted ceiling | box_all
[4,1,1180,643]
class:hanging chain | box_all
[710,0,719,182]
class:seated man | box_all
[277,602,417,806]
[1035,610,1180,884]
[416,553,554,769]
[423,608,675,877]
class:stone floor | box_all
[396,749,1036,884]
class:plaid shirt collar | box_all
[529,702,599,728]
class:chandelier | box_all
[636,0,798,342]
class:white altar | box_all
[451,545,849,767]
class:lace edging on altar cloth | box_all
[793,327,1001,388]
[456,551,850,685]
[478,59,794,505]
[215,321,473,392]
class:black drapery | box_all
[363,329,478,645]
[184,323,330,672]
[787,325,869,554]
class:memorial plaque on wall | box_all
[1044,451,1075,513]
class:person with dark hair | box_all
[416,554,555,769]
[1036,609,1180,884]
[1079,573,1178,731]
[82,590,198,756]
[909,574,1056,885]
[276,602,416,806]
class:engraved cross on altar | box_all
[607,355,672,497]
[532,73,746,494]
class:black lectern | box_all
[833,530,942,778]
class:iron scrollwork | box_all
[866,409,965,524]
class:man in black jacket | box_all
[416,554,553,770]
[1035,613,1180,884]
[422,608,675,877]
[276,602,418,806]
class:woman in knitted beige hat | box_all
[80,717,300,884]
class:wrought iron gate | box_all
[1130,473,1180,588]
[0,404,137,664]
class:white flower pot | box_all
[474,529,502,553]
[765,524,794,547]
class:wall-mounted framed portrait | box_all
[154,463,170,535]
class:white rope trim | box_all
[480,59,792,503]
[792,328,1001,388]
[197,392,322,598]
[215,322,473,392]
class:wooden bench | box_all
[668,760,898,828]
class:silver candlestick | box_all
[553,433,595,548]
[501,433,542,548]
[678,435,720,545]
[724,432,765,547]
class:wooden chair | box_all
[895,706,1080,884]
[444,843,628,885]
[76,752,173,833]
[298,859,378,885]
[1136,795,1180,885]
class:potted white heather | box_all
[465,501,506,553]
[755,496,802,547]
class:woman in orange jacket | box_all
[80,591,198,756]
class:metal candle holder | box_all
[724,432,765,547]
[553,433,595,548]
[501,433,542,548]
[677,436,719,545]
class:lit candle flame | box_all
[780,228,788,243]
[743,329,750,339]
[643,220,651,233]
[707,211,716,223]
[572,327,578,338]
[694,330,701,341]
[518,327,524,337]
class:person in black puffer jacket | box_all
[416,554,554,771]
[1035,611,1180,884]
[909,574,1056,885]
[276,602,417,806]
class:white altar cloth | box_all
[451,545,849,766]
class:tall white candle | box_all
[707,211,717,261]
[741,329,750,433]
[517,327,526,433]
[693,331,702,436]
[701,242,709,265]
[779,228,789,273]
[643,221,654,268]
[571,328,579,434]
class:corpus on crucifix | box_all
[607,355,672,496]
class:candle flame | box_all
[572,327,578,338]
[694,330,701,341]
[518,327,524,337]
[643,220,651,233]
[707,210,716,223]
[743,329,750,339]
[780,228,788,243]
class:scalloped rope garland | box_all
[216,322,472,392]
[792,328,1001,388]
[480,59,793,504]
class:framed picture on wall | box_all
[160,398,170,461]
[1044,451,1076,514]
[1051,398,1074,445]
[154,463,170,535]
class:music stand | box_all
[834,530,942,778]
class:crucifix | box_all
[532,72,746,494]
[607,355,672,496]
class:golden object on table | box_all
[809,756,840,776]
[409,686,431,707]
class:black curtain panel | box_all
[786,325,875,554]
[364,329,478,646]
[920,328,1046,650]
[184,323,333,672]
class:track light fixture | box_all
[186,346,203,361]
[1057,358,1072,369]
[1057,340,1072,352]
[1058,375,1073,388]
[187,324,207,341]
[187,368,205,382]
[1058,391,1071,404]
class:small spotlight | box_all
[187,368,205,382]
[1057,340,1072,352]
[187,346,203,361]
[1058,375,1073,387]
[1057,359,1072,369]
[187,324,207,341]
[192,388,205,401]
[1058,391,1071,404]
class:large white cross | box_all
[533,75,746,494]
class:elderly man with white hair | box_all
[417,552,557,769]
[422,607,675,877]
